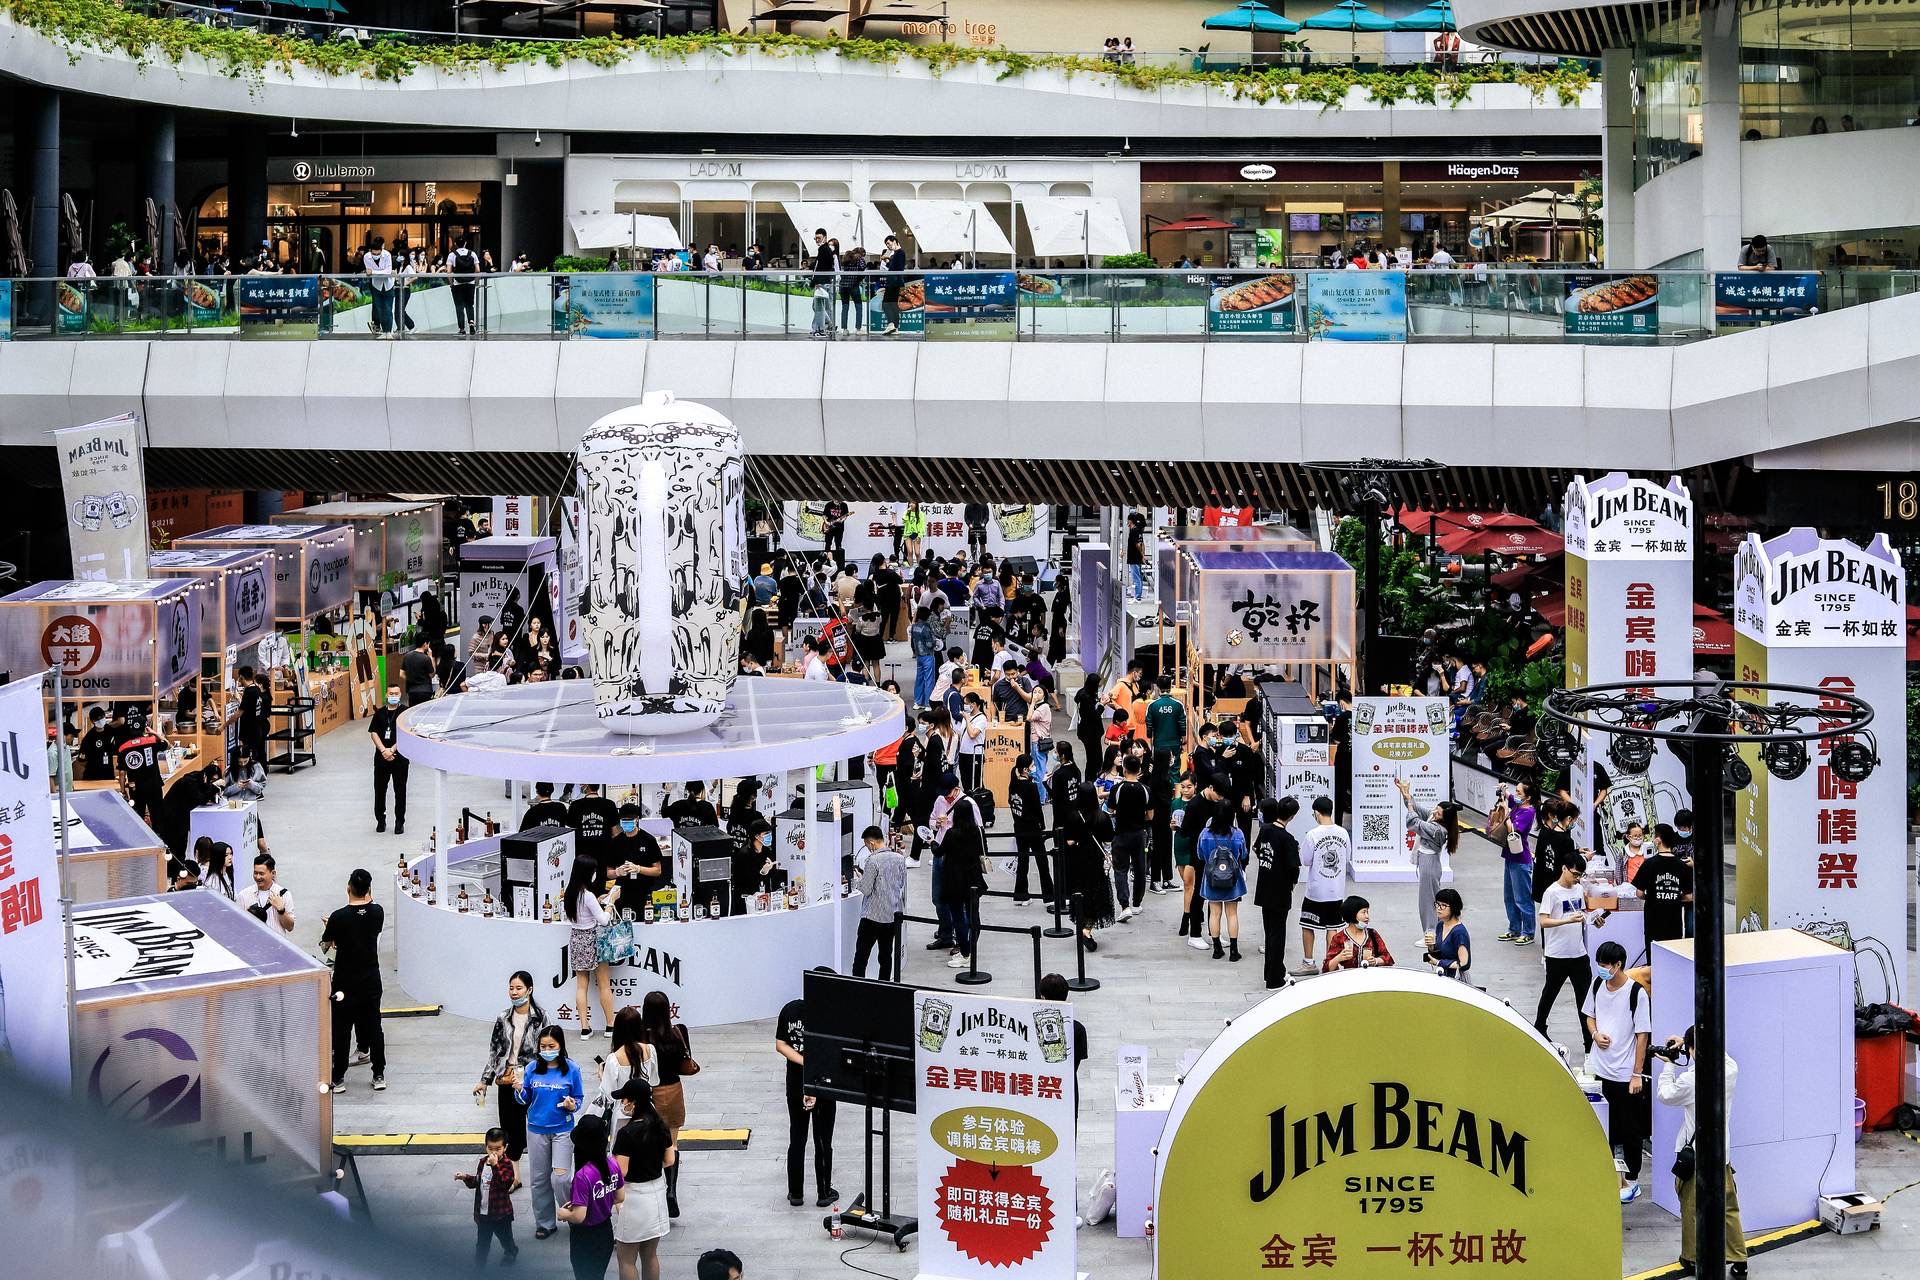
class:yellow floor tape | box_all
[1621,1219,1823,1279]
[336,1128,750,1152]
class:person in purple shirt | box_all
[557,1112,624,1279]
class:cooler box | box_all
[1856,1030,1906,1130]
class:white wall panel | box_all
[145,342,236,449]
[303,341,394,449]
[471,343,561,453]
[1402,343,1494,461]
[1299,345,1405,459]
[1198,344,1304,462]
[555,342,651,449]
[67,342,151,436]
[0,342,80,442]
[385,342,477,452]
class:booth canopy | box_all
[1020,196,1134,259]
[891,199,1015,256]
[781,201,894,249]
[1694,602,1734,656]
[569,211,686,252]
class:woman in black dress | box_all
[1048,572,1072,667]
[742,608,777,670]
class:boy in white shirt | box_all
[1534,851,1593,1051]
[1296,796,1353,977]
[1583,940,1651,1202]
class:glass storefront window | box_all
[1738,0,1920,138]
[1632,28,1703,189]
[193,182,489,272]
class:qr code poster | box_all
[1359,812,1393,847]
[1350,696,1451,883]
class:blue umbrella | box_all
[1201,1,1303,33]
[1393,0,1456,31]
[1300,0,1394,61]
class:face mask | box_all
[620,821,638,835]
[539,1049,559,1063]
[387,696,400,707]
[511,994,529,1008]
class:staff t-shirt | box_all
[606,830,664,910]
[1110,780,1150,834]
[1302,823,1352,904]
[321,901,385,991]
[569,795,621,862]
[80,725,118,780]
[368,707,401,752]
[1539,882,1588,959]
[566,1161,624,1227]
[1581,978,1650,1084]
[777,998,810,1102]
[1630,853,1693,942]
[117,732,166,792]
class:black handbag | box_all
[1671,1141,1696,1182]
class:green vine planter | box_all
[3,0,1594,108]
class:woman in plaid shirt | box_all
[1322,896,1395,973]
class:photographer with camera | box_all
[1655,1026,1749,1277]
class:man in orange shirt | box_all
[1105,660,1148,743]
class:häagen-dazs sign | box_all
[1155,972,1618,1275]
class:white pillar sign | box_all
[913,989,1077,1280]
[1732,529,1907,1005]
[1349,696,1449,881]
[1562,473,1694,854]
[0,677,70,1092]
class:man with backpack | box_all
[446,236,483,335]
[1583,940,1652,1204]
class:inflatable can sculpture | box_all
[576,393,746,732]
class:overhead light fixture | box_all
[1535,717,1578,771]
[1722,749,1753,792]
[1759,737,1808,781]
[1607,731,1654,775]
[1829,735,1878,784]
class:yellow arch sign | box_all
[1154,971,1620,1274]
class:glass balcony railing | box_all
[5,268,1912,344]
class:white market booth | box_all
[56,789,169,903]
[1177,548,1356,712]
[393,676,902,1028]
[150,547,278,766]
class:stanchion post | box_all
[1028,925,1043,997]
[1065,893,1099,993]
[955,888,991,986]
[1042,831,1073,939]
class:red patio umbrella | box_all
[1529,588,1567,628]
[1693,603,1734,657]
[1395,509,1536,537]
[1439,525,1565,559]
[1491,561,1552,592]
[1907,604,1920,663]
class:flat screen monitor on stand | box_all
[801,970,920,1250]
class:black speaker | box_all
[1005,555,1040,578]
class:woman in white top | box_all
[596,1006,660,1132]
[956,693,989,794]
[1028,675,1058,800]
[564,859,619,1039]
[801,636,832,681]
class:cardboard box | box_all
[1817,1193,1882,1235]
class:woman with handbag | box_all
[609,1079,674,1280]
[564,859,618,1039]
[473,970,549,1161]
[595,1006,659,1136]
[939,780,990,970]
[636,989,696,1218]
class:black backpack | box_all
[1204,834,1239,893]
[452,248,478,275]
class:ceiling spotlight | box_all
[1760,738,1809,782]
[1607,731,1654,775]
[1722,749,1753,792]
[1830,735,1878,785]
[1535,717,1578,771]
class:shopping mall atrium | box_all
[0,1,1917,1277]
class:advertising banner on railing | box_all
[867,282,926,334]
[1713,272,1819,325]
[1563,273,1660,336]
[55,279,90,334]
[1305,271,1407,342]
[0,676,70,1093]
[1207,274,1299,334]
[57,414,149,581]
[924,271,1017,339]
[0,278,12,340]
[183,278,226,327]
[914,988,1078,1280]
[783,501,1049,564]
[1732,529,1907,1005]
[237,276,320,339]
[559,273,657,339]
[1348,695,1451,881]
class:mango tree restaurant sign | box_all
[1155,972,1619,1275]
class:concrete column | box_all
[145,108,177,267]
[21,86,60,277]
[1601,48,1638,268]
[1380,160,1402,257]
[227,120,269,263]
[1698,3,1744,270]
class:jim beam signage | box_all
[1562,473,1695,852]
[1155,973,1619,1275]
[1731,529,1907,1003]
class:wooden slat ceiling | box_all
[131,447,1744,518]
[1466,0,1704,58]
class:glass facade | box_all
[1738,0,1920,137]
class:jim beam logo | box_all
[1590,482,1689,531]
[1771,548,1900,606]
[1251,1081,1530,1201]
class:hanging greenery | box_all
[3,0,1595,108]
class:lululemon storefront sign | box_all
[1155,971,1619,1276]
[1731,529,1908,1004]
[1562,473,1695,852]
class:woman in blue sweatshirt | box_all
[516,1025,585,1237]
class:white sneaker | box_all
[946,954,969,968]
[1257,944,1266,954]
[1147,884,1166,896]
[1187,936,1211,951]
[1119,906,1136,922]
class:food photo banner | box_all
[1732,529,1908,1005]
[1207,273,1299,334]
[1563,273,1660,336]
[923,271,1018,339]
[914,989,1077,1280]
[1561,473,1695,851]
